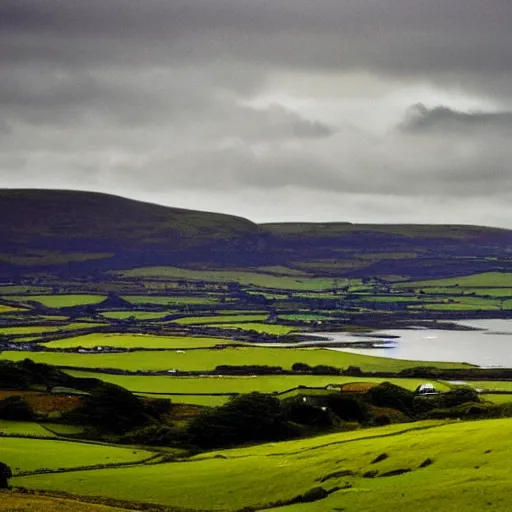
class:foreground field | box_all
[13,418,512,511]
[0,492,131,512]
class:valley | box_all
[2,190,512,511]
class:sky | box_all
[1,0,512,226]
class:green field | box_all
[100,311,174,320]
[116,266,346,290]
[0,420,56,438]
[12,418,512,511]
[0,347,472,372]
[174,314,270,325]
[0,437,153,474]
[66,372,451,396]
[278,313,338,321]
[395,272,512,289]
[482,394,512,404]
[137,393,231,406]
[0,323,106,336]
[121,295,222,305]
[460,381,512,392]
[426,287,512,297]
[44,333,239,350]
[209,322,298,335]
[7,295,106,308]
[0,304,26,314]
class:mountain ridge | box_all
[2,188,512,279]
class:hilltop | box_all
[2,188,512,280]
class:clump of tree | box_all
[0,396,35,421]
[364,382,415,415]
[0,462,12,489]
[66,383,152,433]
[187,392,296,448]
[281,396,338,428]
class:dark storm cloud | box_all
[2,0,512,77]
[402,104,512,133]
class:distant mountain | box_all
[1,189,512,279]
[0,189,266,272]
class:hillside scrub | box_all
[0,462,12,488]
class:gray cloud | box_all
[1,0,512,226]
[402,104,512,133]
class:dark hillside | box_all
[263,222,512,279]
[0,189,268,272]
[2,189,512,279]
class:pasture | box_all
[0,420,56,438]
[0,437,153,474]
[116,266,346,290]
[6,295,106,308]
[13,418,512,511]
[44,333,238,350]
[0,323,106,336]
[208,322,297,335]
[394,272,512,289]
[121,295,221,305]
[0,347,473,372]
[65,371,451,400]
[100,311,173,320]
[174,314,270,325]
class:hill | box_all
[12,418,512,511]
[2,188,512,280]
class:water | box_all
[317,319,512,368]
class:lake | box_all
[317,319,512,368]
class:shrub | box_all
[441,387,480,408]
[0,461,12,489]
[373,414,392,426]
[322,394,371,422]
[67,384,148,433]
[281,397,336,428]
[364,382,414,415]
[300,487,328,503]
[117,424,183,446]
[292,363,311,373]
[0,396,35,421]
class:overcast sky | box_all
[1,0,512,226]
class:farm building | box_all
[415,383,439,395]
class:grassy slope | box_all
[13,418,512,511]
[0,347,472,372]
[0,437,153,474]
[0,492,131,512]
[395,272,512,288]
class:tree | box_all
[0,462,12,488]
[364,382,415,415]
[322,394,371,422]
[0,396,35,421]
[69,384,148,433]
[188,392,291,448]
[281,396,335,428]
